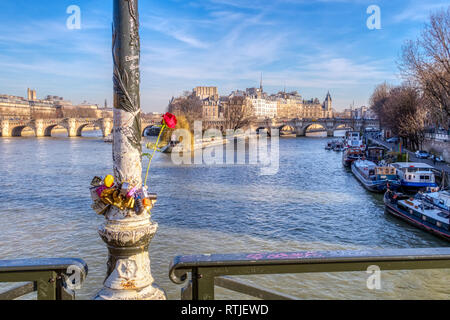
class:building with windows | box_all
[301,92,333,119]
[0,89,102,120]
[192,86,222,120]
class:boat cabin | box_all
[390,162,437,187]
[345,131,364,149]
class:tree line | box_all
[370,7,449,151]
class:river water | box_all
[0,131,449,300]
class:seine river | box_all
[0,131,449,300]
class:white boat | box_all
[333,141,344,152]
[351,159,401,192]
[389,162,438,193]
[344,131,365,150]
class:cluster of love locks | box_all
[90,175,156,216]
[89,112,177,217]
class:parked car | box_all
[415,150,430,159]
[386,137,399,143]
[430,154,445,163]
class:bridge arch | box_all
[11,125,35,137]
[304,122,326,132]
[76,123,97,137]
[44,124,69,137]
[256,126,271,136]
[279,124,295,132]
[334,124,354,131]
[142,125,161,137]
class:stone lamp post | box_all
[94,0,166,300]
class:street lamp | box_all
[94,0,166,300]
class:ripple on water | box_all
[0,137,448,300]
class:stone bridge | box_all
[0,118,158,138]
[251,118,380,137]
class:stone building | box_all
[193,86,219,100]
[192,86,222,120]
[301,92,333,119]
[0,89,103,120]
[274,91,303,119]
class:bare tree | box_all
[399,7,450,128]
[369,82,392,127]
[222,96,255,131]
[168,93,203,131]
[377,84,427,150]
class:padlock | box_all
[91,201,110,216]
[104,175,115,188]
[90,187,100,202]
[127,186,137,198]
[135,198,144,215]
[91,176,103,187]
[120,183,130,197]
[126,197,135,209]
[96,185,108,197]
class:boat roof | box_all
[400,198,449,223]
[425,191,450,205]
[354,160,376,167]
[392,162,435,169]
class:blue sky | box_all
[0,0,448,112]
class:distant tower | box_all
[260,72,263,92]
[323,91,332,117]
[104,99,108,108]
[27,88,37,101]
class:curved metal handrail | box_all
[0,258,88,300]
[169,248,450,299]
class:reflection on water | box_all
[0,135,448,300]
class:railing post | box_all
[192,268,215,300]
[36,271,57,300]
[94,0,166,300]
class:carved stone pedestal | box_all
[95,208,166,300]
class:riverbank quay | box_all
[368,137,450,175]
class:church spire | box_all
[260,72,263,92]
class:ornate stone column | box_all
[94,0,166,300]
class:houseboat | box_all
[351,160,401,192]
[384,190,450,241]
[390,162,438,193]
[345,131,365,149]
[325,141,334,150]
[342,147,364,168]
[333,141,345,152]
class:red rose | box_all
[162,112,177,129]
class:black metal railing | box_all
[0,258,88,300]
[169,248,450,300]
